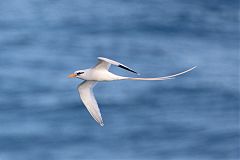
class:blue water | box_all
[0,0,239,160]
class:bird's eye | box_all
[77,72,84,75]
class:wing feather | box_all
[93,57,138,74]
[77,80,104,126]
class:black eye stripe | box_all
[76,72,84,75]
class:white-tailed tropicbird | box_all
[68,57,196,126]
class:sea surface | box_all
[0,0,239,160]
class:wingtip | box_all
[100,122,104,127]
[132,70,139,75]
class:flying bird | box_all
[68,57,196,126]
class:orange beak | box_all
[68,73,77,78]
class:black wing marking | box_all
[118,64,139,74]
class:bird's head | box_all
[68,70,85,79]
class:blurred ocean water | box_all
[0,0,239,160]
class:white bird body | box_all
[68,57,196,126]
[77,68,125,81]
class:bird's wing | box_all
[77,80,104,126]
[93,57,138,74]
[127,66,196,81]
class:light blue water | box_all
[0,0,239,160]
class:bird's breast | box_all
[83,70,123,81]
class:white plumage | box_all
[68,57,196,126]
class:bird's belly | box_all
[83,70,116,81]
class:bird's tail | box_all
[125,66,197,81]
